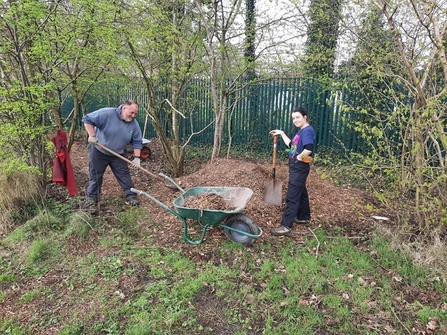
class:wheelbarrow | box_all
[131,178,263,246]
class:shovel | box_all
[263,134,283,206]
[95,142,182,191]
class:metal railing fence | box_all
[63,77,372,155]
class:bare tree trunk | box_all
[67,86,80,151]
[212,111,223,160]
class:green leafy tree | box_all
[341,0,447,230]
[51,0,122,148]
[0,0,125,195]
[118,0,207,176]
[0,0,59,193]
[303,0,342,78]
[193,0,251,160]
[244,0,256,78]
[372,0,447,230]
[338,6,402,156]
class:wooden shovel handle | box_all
[96,142,162,181]
[95,143,182,191]
[272,135,278,179]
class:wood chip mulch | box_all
[62,138,385,248]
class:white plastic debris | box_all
[372,216,390,221]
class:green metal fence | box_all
[177,77,366,154]
[63,77,366,155]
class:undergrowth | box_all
[1,199,447,334]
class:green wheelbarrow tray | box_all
[131,184,263,246]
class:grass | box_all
[0,146,447,335]
[1,210,447,335]
[0,147,446,334]
[0,167,41,230]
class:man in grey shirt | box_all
[82,99,142,206]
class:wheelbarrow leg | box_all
[181,217,213,245]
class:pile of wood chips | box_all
[182,193,236,211]
[67,138,381,243]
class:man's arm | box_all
[84,123,96,137]
[133,149,141,157]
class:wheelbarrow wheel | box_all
[224,213,260,246]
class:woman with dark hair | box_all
[269,107,315,236]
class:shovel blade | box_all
[263,179,283,206]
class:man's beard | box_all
[121,112,134,122]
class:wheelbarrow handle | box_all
[131,187,206,245]
[130,188,183,219]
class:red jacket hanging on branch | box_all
[51,130,77,196]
